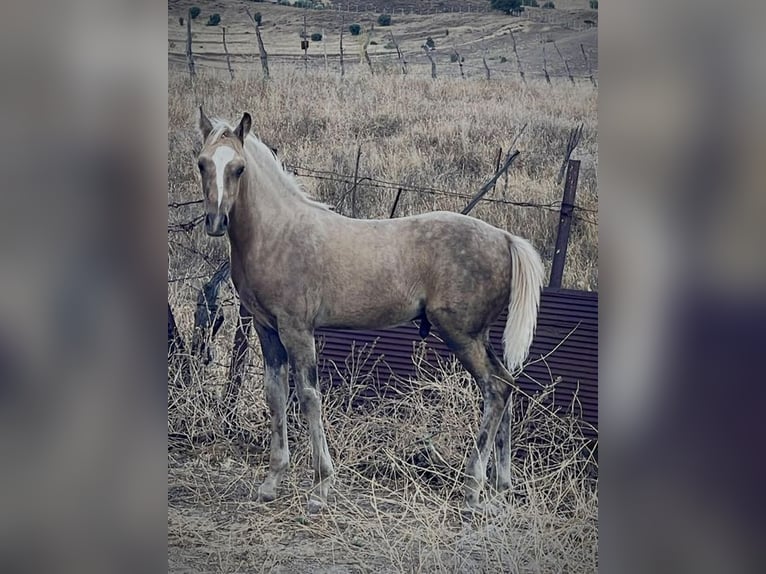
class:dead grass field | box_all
[168,6,598,570]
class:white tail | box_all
[503,235,545,374]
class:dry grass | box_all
[168,64,598,572]
[169,347,597,573]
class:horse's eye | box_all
[235,165,245,177]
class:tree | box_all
[377,14,392,26]
[490,0,521,14]
[206,13,221,26]
[590,0,598,8]
[311,32,322,41]
[190,6,201,19]
[349,23,362,36]
[254,11,262,26]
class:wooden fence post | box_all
[389,188,403,218]
[390,31,407,75]
[303,15,308,73]
[185,10,196,80]
[581,43,596,87]
[168,301,191,388]
[246,7,270,79]
[191,261,230,361]
[549,160,580,288]
[509,28,525,84]
[461,150,520,215]
[554,41,575,85]
[423,45,437,79]
[452,47,465,79]
[339,18,345,77]
[222,27,234,80]
[351,145,362,218]
[542,41,552,85]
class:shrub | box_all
[425,36,435,49]
[542,1,555,7]
[254,11,262,25]
[522,0,539,6]
[349,23,361,36]
[490,0,521,13]
[500,56,508,63]
[206,13,221,26]
[377,14,392,26]
[190,6,201,19]
[590,0,598,8]
[310,32,322,41]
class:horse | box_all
[195,108,544,513]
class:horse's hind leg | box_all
[486,345,515,493]
[255,323,290,502]
[432,318,509,509]
[278,324,334,513]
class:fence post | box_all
[461,150,520,215]
[303,15,308,73]
[542,41,552,85]
[581,43,596,87]
[423,45,437,79]
[339,18,345,77]
[390,31,407,75]
[351,145,362,218]
[389,188,403,218]
[167,301,191,388]
[549,160,580,288]
[222,27,234,80]
[246,7,270,79]
[509,28,525,84]
[554,41,575,85]
[185,10,196,80]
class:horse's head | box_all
[196,108,251,237]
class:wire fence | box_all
[169,5,598,84]
[167,160,598,237]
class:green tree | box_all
[311,32,322,41]
[206,13,221,26]
[349,23,361,36]
[190,6,201,19]
[377,14,392,26]
[254,11,262,26]
[590,0,598,8]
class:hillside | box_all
[168,0,598,80]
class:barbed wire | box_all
[168,162,598,235]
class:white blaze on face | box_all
[211,145,237,212]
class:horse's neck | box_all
[228,148,321,256]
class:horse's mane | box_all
[207,117,332,212]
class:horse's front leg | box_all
[254,323,290,502]
[278,325,334,513]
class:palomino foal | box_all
[195,108,544,513]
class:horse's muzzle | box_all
[205,213,228,236]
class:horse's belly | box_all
[316,297,421,330]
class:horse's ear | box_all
[198,106,213,141]
[234,112,252,144]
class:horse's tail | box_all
[503,234,545,374]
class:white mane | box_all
[206,116,332,212]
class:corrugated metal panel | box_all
[316,288,598,438]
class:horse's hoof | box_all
[257,484,278,503]
[306,497,325,514]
